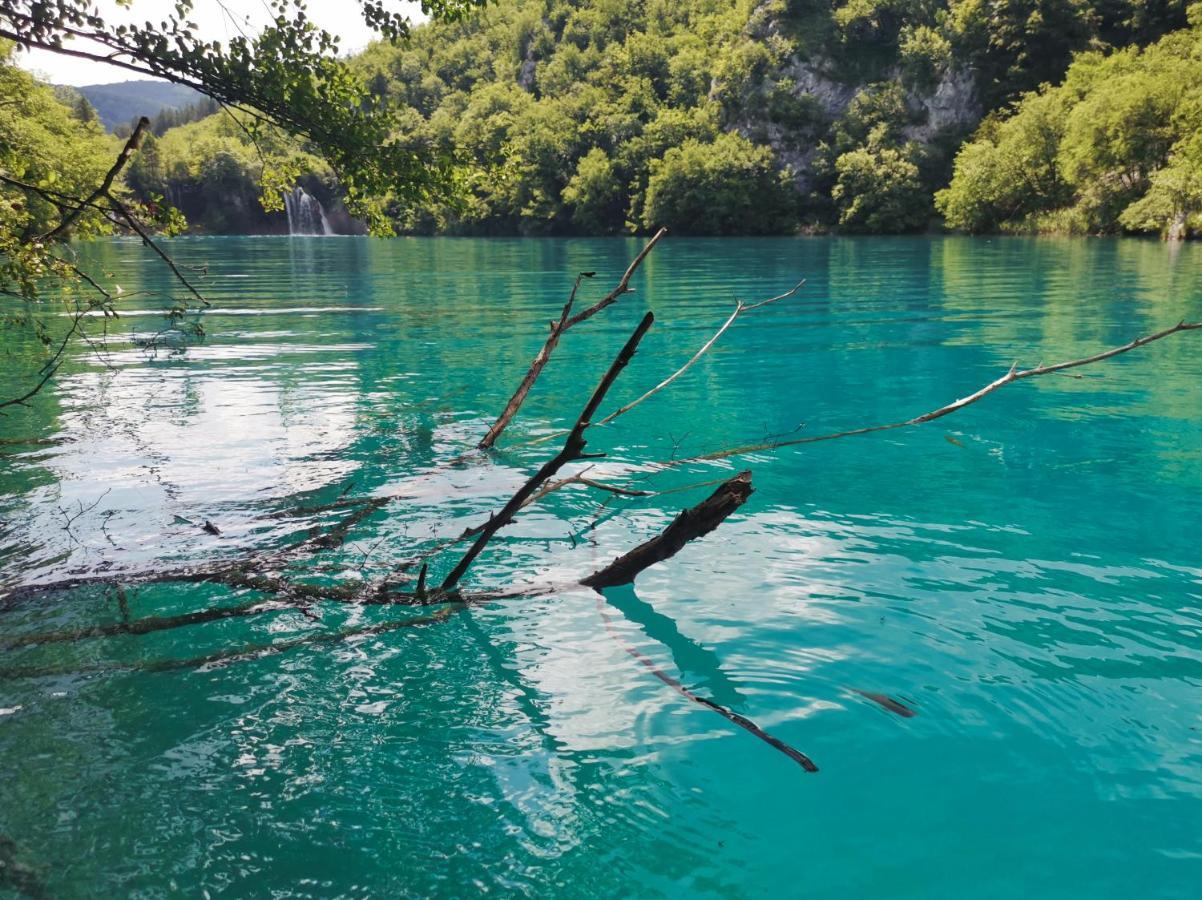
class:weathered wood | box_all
[520,278,805,448]
[660,318,1202,467]
[477,228,666,449]
[581,471,753,589]
[442,310,656,592]
[477,272,589,450]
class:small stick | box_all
[664,319,1202,467]
[477,228,666,449]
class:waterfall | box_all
[283,186,333,236]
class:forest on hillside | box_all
[7,0,1201,238]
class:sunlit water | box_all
[1,236,1201,898]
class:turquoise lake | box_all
[1,235,1201,897]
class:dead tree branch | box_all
[0,301,87,413]
[442,310,657,591]
[102,199,210,307]
[666,319,1202,467]
[595,281,803,428]
[477,228,666,448]
[582,472,754,589]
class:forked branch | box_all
[477,228,666,449]
[667,319,1202,466]
[441,310,657,592]
[524,278,805,446]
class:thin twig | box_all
[101,199,210,306]
[663,319,1202,467]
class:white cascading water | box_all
[283,185,334,236]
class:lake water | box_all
[1,235,1201,898]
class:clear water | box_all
[1,236,1201,898]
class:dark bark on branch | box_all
[40,116,150,242]
[441,310,656,592]
[103,198,210,306]
[582,472,753,589]
[477,228,665,449]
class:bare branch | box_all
[667,319,1202,467]
[101,198,211,307]
[0,302,88,412]
[596,592,818,772]
[40,116,150,242]
[563,227,667,328]
[477,271,592,449]
[442,311,657,592]
[477,228,667,449]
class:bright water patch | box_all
[1,236,1201,897]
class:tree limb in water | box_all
[477,228,666,449]
[582,472,754,589]
[656,319,1202,467]
[443,310,656,591]
[595,592,817,772]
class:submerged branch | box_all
[442,311,657,592]
[595,593,817,772]
[477,228,666,449]
[667,319,1202,467]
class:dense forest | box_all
[9,0,1201,237]
[0,40,119,285]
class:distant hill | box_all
[75,80,202,131]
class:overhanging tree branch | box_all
[40,116,150,242]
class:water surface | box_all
[1,236,1201,897]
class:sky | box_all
[15,0,427,86]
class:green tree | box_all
[1,0,492,212]
[833,142,930,231]
[938,11,1202,235]
[562,147,625,233]
[936,90,1072,231]
[641,132,798,234]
